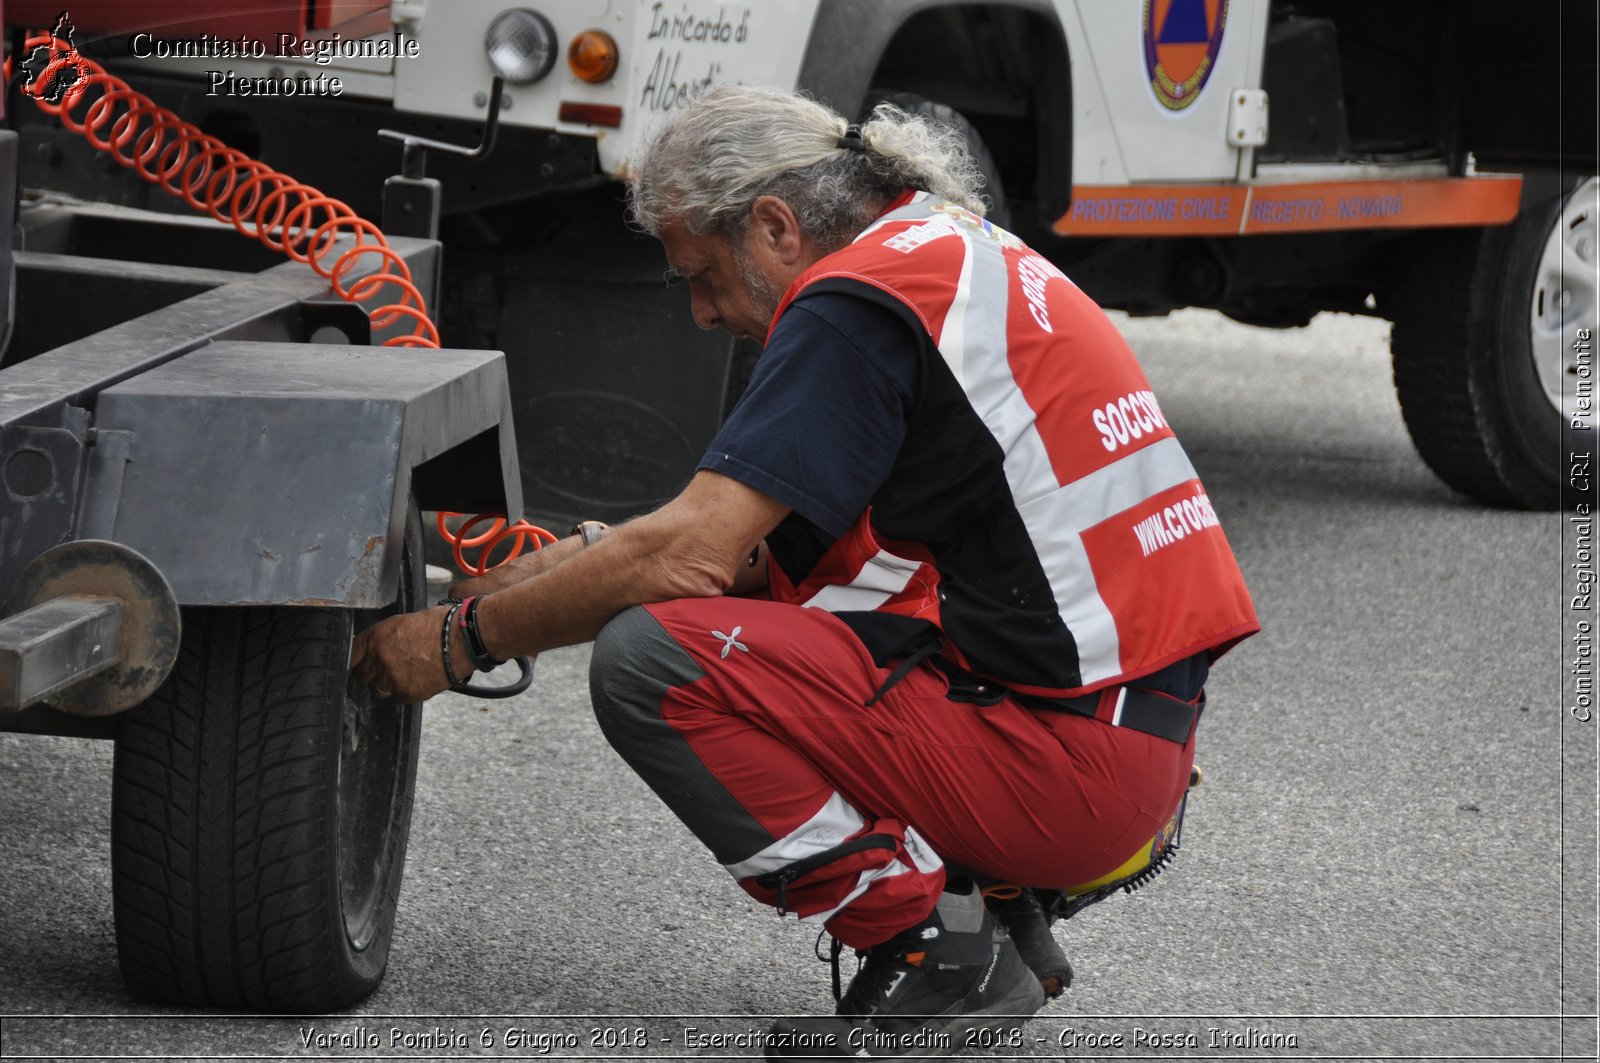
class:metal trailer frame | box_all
[0,195,521,730]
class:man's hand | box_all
[351,606,456,703]
[351,473,785,704]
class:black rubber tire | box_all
[110,507,424,1011]
[1389,180,1591,509]
[870,91,1011,230]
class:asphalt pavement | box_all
[1,309,1594,1062]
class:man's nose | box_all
[689,287,719,331]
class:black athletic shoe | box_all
[985,886,1073,999]
[765,886,1045,1059]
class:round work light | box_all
[485,9,558,83]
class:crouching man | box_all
[353,85,1259,1057]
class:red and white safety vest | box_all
[764,192,1259,697]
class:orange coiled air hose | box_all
[13,34,551,574]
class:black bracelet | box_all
[440,602,467,689]
[457,595,505,671]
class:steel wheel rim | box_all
[1530,177,1598,418]
[337,682,407,952]
[335,515,420,955]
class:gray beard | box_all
[732,241,785,334]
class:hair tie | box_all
[836,123,867,152]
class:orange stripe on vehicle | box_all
[1053,176,1523,237]
[1054,185,1246,236]
[1238,176,1523,233]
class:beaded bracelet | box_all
[440,601,467,689]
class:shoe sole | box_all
[886,939,1047,1060]
[765,948,1047,1060]
[905,973,1046,1061]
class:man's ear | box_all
[748,195,807,266]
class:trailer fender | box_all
[82,341,520,608]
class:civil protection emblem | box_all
[1142,0,1229,111]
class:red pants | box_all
[589,598,1196,949]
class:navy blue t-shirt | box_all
[699,291,919,539]
[696,289,1209,701]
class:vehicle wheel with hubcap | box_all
[1389,177,1597,509]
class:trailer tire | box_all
[871,91,1010,229]
[1389,178,1595,509]
[110,507,424,1011]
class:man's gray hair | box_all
[627,85,988,251]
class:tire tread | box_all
[1389,197,1573,509]
[112,605,360,1010]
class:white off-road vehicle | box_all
[15,0,1593,514]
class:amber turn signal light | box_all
[568,30,619,83]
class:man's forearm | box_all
[471,520,696,659]
[465,470,789,664]
[449,533,588,598]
